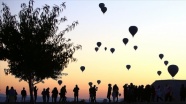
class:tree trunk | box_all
[28,77,34,104]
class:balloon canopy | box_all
[123,38,129,45]
[58,80,62,85]
[168,64,179,78]
[104,47,107,51]
[157,71,162,76]
[80,66,85,72]
[95,47,99,52]
[101,7,107,14]
[126,65,131,70]
[159,54,164,60]
[134,45,138,50]
[129,26,138,37]
[97,42,102,47]
[99,3,105,8]
[97,80,101,85]
[164,61,169,66]
[110,48,115,53]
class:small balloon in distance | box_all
[97,42,102,47]
[110,48,115,53]
[95,47,99,52]
[58,80,62,85]
[126,65,131,70]
[80,66,85,72]
[134,45,138,50]
[123,38,129,45]
[157,71,162,76]
[159,54,164,60]
[97,80,101,85]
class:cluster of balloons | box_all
[122,26,138,51]
[94,41,115,54]
[88,80,101,86]
[99,3,107,14]
[157,53,179,79]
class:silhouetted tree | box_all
[0,0,81,103]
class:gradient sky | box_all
[0,0,186,99]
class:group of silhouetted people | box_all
[121,83,186,103]
[4,83,186,103]
[5,86,27,103]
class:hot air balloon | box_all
[97,80,101,85]
[97,42,102,47]
[99,3,105,8]
[58,80,62,85]
[157,71,162,76]
[126,65,131,70]
[134,45,138,50]
[164,61,168,66]
[88,82,93,86]
[95,47,99,52]
[80,66,85,72]
[110,48,115,53]
[168,64,179,78]
[101,7,107,14]
[104,47,107,51]
[123,38,129,45]
[129,26,138,37]
[159,54,164,60]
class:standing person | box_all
[89,85,93,102]
[46,87,50,102]
[73,85,80,102]
[62,85,67,102]
[107,84,112,102]
[21,87,27,102]
[9,87,16,103]
[6,86,9,102]
[93,85,98,102]
[156,85,163,102]
[52,87,58,103]
[41,88,46,103]
[34,86,38,102]
[113,84,119,102]
[14,89,18,102]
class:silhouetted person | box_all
[59,85,67,102]
[107,84,112,102]
[34,86,38,102]
[93,85,98,102]
[164,85,172,102]
[156,85,163,102]
[73,85,79,102]
[46,87,50,102]
[6,86,9,102]
[89,85,93,102]
[14,89,17,102]
[9,87,16,103]
[113,84,119,102]
[180,84,185,102]
[52,87,58,103]
[21,87,27,102]
[41,88,46,103]
[123,84,128,102]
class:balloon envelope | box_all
[129,26,138,37]
[110,48,115,53]
[159,54,164,60]
[157,71,162,76]
[123,38,129,45]
[104,47,107,51]
[99,3,105,8]
[168,64,179,78]
[101,7,107,14]
[164,61,168,66]
[88,82,93,86]
[80,66,85,72]
[97,80,101,85]
[95,47,99,52]
[97,42,102,47]
[134,45,138,50]
[126,65,131,70]
[58,80,62,85]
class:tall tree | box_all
[0,0,81,103]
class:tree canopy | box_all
[0,0,81,84]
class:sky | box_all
[0,0,186,99]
